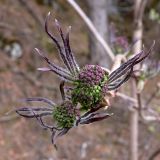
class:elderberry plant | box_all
[16,99,79,144]
[16,93,111,144]
[36,12,154,111]
[16,12,154,145]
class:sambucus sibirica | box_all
[16,12,155,145]
[36,12,154,111]
[16,95,111,145]
[16,97,77,145]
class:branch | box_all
[106,92,137,111]
[145,83,160,108]
[142,115,160,122]
[136,92,160,122]
[149,148,160,160]
[137,92,143,117]
[66,0,115,62]
[110,54,125,72]
[134,0,148,23]
[0,114,19,123]
[129,1,148,159]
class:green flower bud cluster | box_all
[53,102,77,128]
[72,72,109,110]
[72,84,102,110]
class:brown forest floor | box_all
[0,1,160,160]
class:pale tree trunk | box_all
[130,1,147,160]
[87,0,112,68]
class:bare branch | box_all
[66,0,115,62]
[145,83,160,108]
[0,115,19,123]
[110,92,136,111]
[137,92,143,117]
[149,148,160,160]
[110,54,125,72]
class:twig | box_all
[149,148,160,160]
[0,114,19,123]
[128,83,160,123]
[110,54,125,72]
[136,92,160,122]
[137,92,143,117]
[66,0,115,62]
[109,92,136,111]
[145,84,160,108]
[134,0,148,23]
[142,115,160,122]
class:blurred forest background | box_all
[0,0,160,160]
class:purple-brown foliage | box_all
[15,12,155,145]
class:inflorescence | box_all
[72,65,109,110]
[16,12,154,145]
